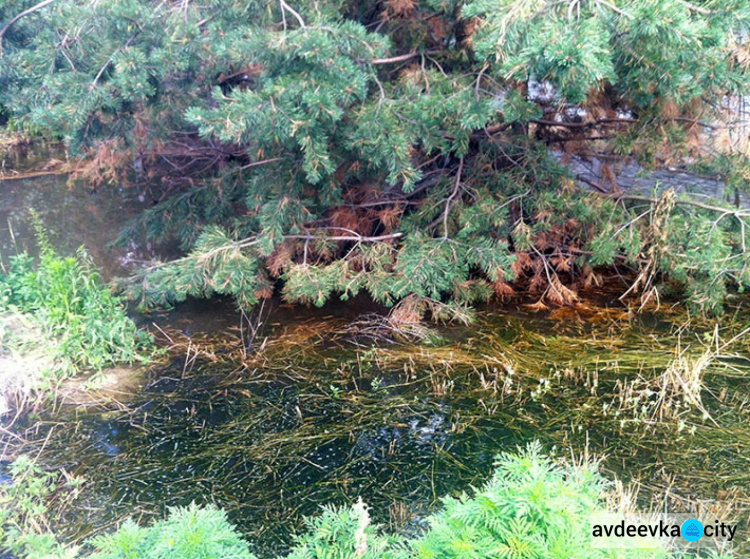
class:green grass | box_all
[0,214,153,384]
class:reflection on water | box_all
[0,174,161,279]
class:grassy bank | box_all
[0,217,154,413]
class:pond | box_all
[1,173,749,557]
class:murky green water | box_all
[1,174,749,557]
[0,173,160,279]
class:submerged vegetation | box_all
[3,444,727,559]
[1,303,747,558]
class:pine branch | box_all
[138,231,403,273]
[0,0,57,54]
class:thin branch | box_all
[531,245,570,303]
[475,62,489,101]
[674,0,713,14]
[613,194,750,218]
[371,49,442,65]
[532,117,636,128]
[279,0,287,30]
[594,0,634,19]
[89,33,139,91]
[239,157,282,170]
[555,135,614,143]
[576,174,610,193]
[609,207,654,240]
[434,121,514,143]
[287,232,403,242]
[279,0,305,28]
[538,114,725,131]
[0,0,57,53]
[196,14,216,28]
[476,122,513,140]
[425,52,447,77]
[443,156,464,239]
[670,116,725,130]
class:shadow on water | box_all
[0,173,164,280]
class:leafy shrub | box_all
[88,503,257,559]
[286,498,404,559]
[0,455,75,559]
[412,442,666,559]
[0,215,153,378]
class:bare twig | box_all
[287,231,403,243]
[609,207,654,240]
[443,156,464,239]
[594,0,634,19]
[613,194,750,218]
[279,0,305,28]
[89,33,139,91]
[239,157,282,170]
[576,175,610,193]
[674,0,713,14]
[371,50,442,65]
[532,117,636,128]
[240,298,269,356]
[475,62,489,101]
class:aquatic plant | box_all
[0,215,154,382]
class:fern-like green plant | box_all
[89,503,257,559]
[286,498,406,559]
[412,442,667,559]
